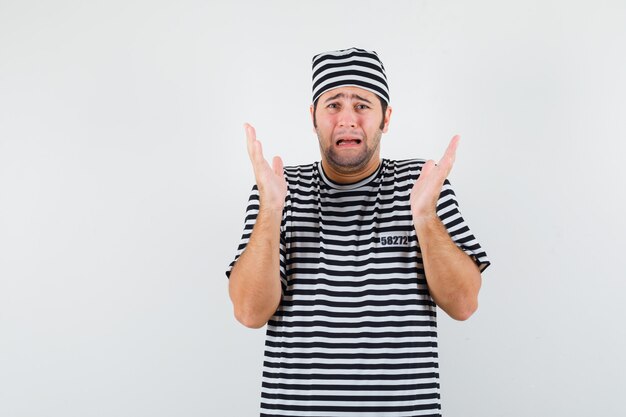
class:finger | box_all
[438,135,460,175]
[244,123,257,162]
[272,156,284,177]
[420,159,436,177]
[244,123,267,169]
[252,139,266,168]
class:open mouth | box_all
[336,139,362,146]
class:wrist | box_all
[258,194,286,215]
[412,212,440,231]
[258,204,284,220]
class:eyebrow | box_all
[323,92,373,104]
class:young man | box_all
[226,47,490,416]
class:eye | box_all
[356,104,370,110]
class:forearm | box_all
[229,207,283,328]
[414,214,482,321]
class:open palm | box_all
[410,135,460,220]
[244,123,288,211]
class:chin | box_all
[327,156,370,172]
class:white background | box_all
[1,0,625,416]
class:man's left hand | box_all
[410,135,460,221]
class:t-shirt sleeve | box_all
[225,185,288,293]
[436,179,491,272]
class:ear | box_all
[309,104,316,133]
[381,106,393,133]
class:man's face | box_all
[310,86,392,175]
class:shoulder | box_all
[386,157,427,168]
[283,161,317,176]
[281,162,319,193]
[382,158,428,181]
[282,162,317,182]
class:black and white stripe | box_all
[312,47,390,105]
[227,158,490,416]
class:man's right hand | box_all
[230,123,286,328]
[244,123,287,212]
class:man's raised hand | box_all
[410,135,460,221]
[244,123,288,212]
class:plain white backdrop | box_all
[1,0,625,416]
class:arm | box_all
[410,135,482,321]
[413,213,481,321]
[228,123,287,329]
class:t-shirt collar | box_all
[318,159,384,190]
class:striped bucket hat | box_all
[311,47,390,105]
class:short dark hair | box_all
[313,95,388,130]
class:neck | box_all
[321,157,381,184]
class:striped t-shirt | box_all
[226,158,490,417]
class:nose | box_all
[337,107,357,128]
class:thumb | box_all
[420,160,436,176]
[272,156,284,177]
